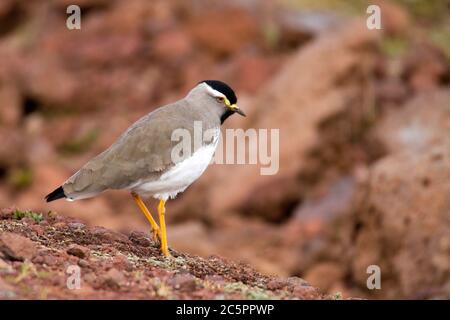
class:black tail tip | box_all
[45,186,66,202]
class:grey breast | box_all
[62,99,221,199]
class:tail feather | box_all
[45,186,66,202]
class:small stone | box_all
[128,231,152,247]
[92,227,127,242]
[0,208,14,219]
[292,285,320,299]
[67,244,90,259]
[0,232,37,261]
[39,220,49,227]
[30,225,44,236]
[53,222,67,229]
[68,222,86,230]
[112,255,133,272]
[0,278,15,299]
[0,257,11,270]
[78,259,89,268]
[42,255,59,266]
[267,279,288,290]
[286,276,310,287]
[169,273,197,291]
[102,268,126,290]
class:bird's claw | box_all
[151,228,161,244]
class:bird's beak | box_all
[229,104,246,117]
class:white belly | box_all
[131,134,219,200]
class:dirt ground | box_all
[0,208,328,299]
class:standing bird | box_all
[45,80,245,257]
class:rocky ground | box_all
[0,0,449,299]
[0,208,329,299]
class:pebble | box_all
[67,244,90,259]
[68,222,86,230]
[0,232,37,261]
[102,268,126,290]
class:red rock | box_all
[92,227,128,243]
[230,54,280,93]
[102,268,126,290]
[152,28,192,61]
[0,257,11,270]
[0,278,15,299]
[168,273,198,291]
[188,8,258,57]
[53,222,67,229]
[30,225,44,236]
[304,262,345,292]
[0,232,37,261]
[266,279,288,290]
[128,231,152,247]
[0,84,21,127]
[67,222,86,230]
[292,285,321,299]
[67,244,90,259]
[42,255,59,266]
[0,207,14,219]
[112,254,133,272]
[404,44,448,92]
[78,259,90,268]
[175,20,382,226]
[375,0,410,36]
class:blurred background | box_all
[0,0,449,299]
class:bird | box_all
[45,80,245,257]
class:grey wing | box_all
[62,103,193,198]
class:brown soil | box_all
[0,208,330,300]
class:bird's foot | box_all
[151,228,161,244]
[161,245,171,258]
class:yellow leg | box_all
[132,193,161,242]
[158,199,170,257]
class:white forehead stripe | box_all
[202,83,227,99]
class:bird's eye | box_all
[216,96,225,103]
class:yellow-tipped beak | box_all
[229,104,246,117]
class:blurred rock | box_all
[228,53,281,93]
[179,19,381,220]
[67,244,90,259]
[0,232,37,261]
[168,273,198,292]
[187,7,258,57]
[377,89,450,153]
[0,277,15,299]
[375,0,411,36]
[375,78,409,105]
[152,28,192,62]
[304,262,345,292]
[275,10,342,48]
[102,268,126,290]
[240,174,300,223]
[293,176,356,223]
[404,43,449,92]
[349,140,450,298]
[169,221,214,256]
[0,84,21,127]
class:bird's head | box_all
[187,80,246,124]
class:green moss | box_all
[380,36,409,58]
[330,291,343,300]
[393,0,449,21]
[430,23,450,59]
[7,168,33,189]
[262,22,281,49]
[12,209,43,223]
